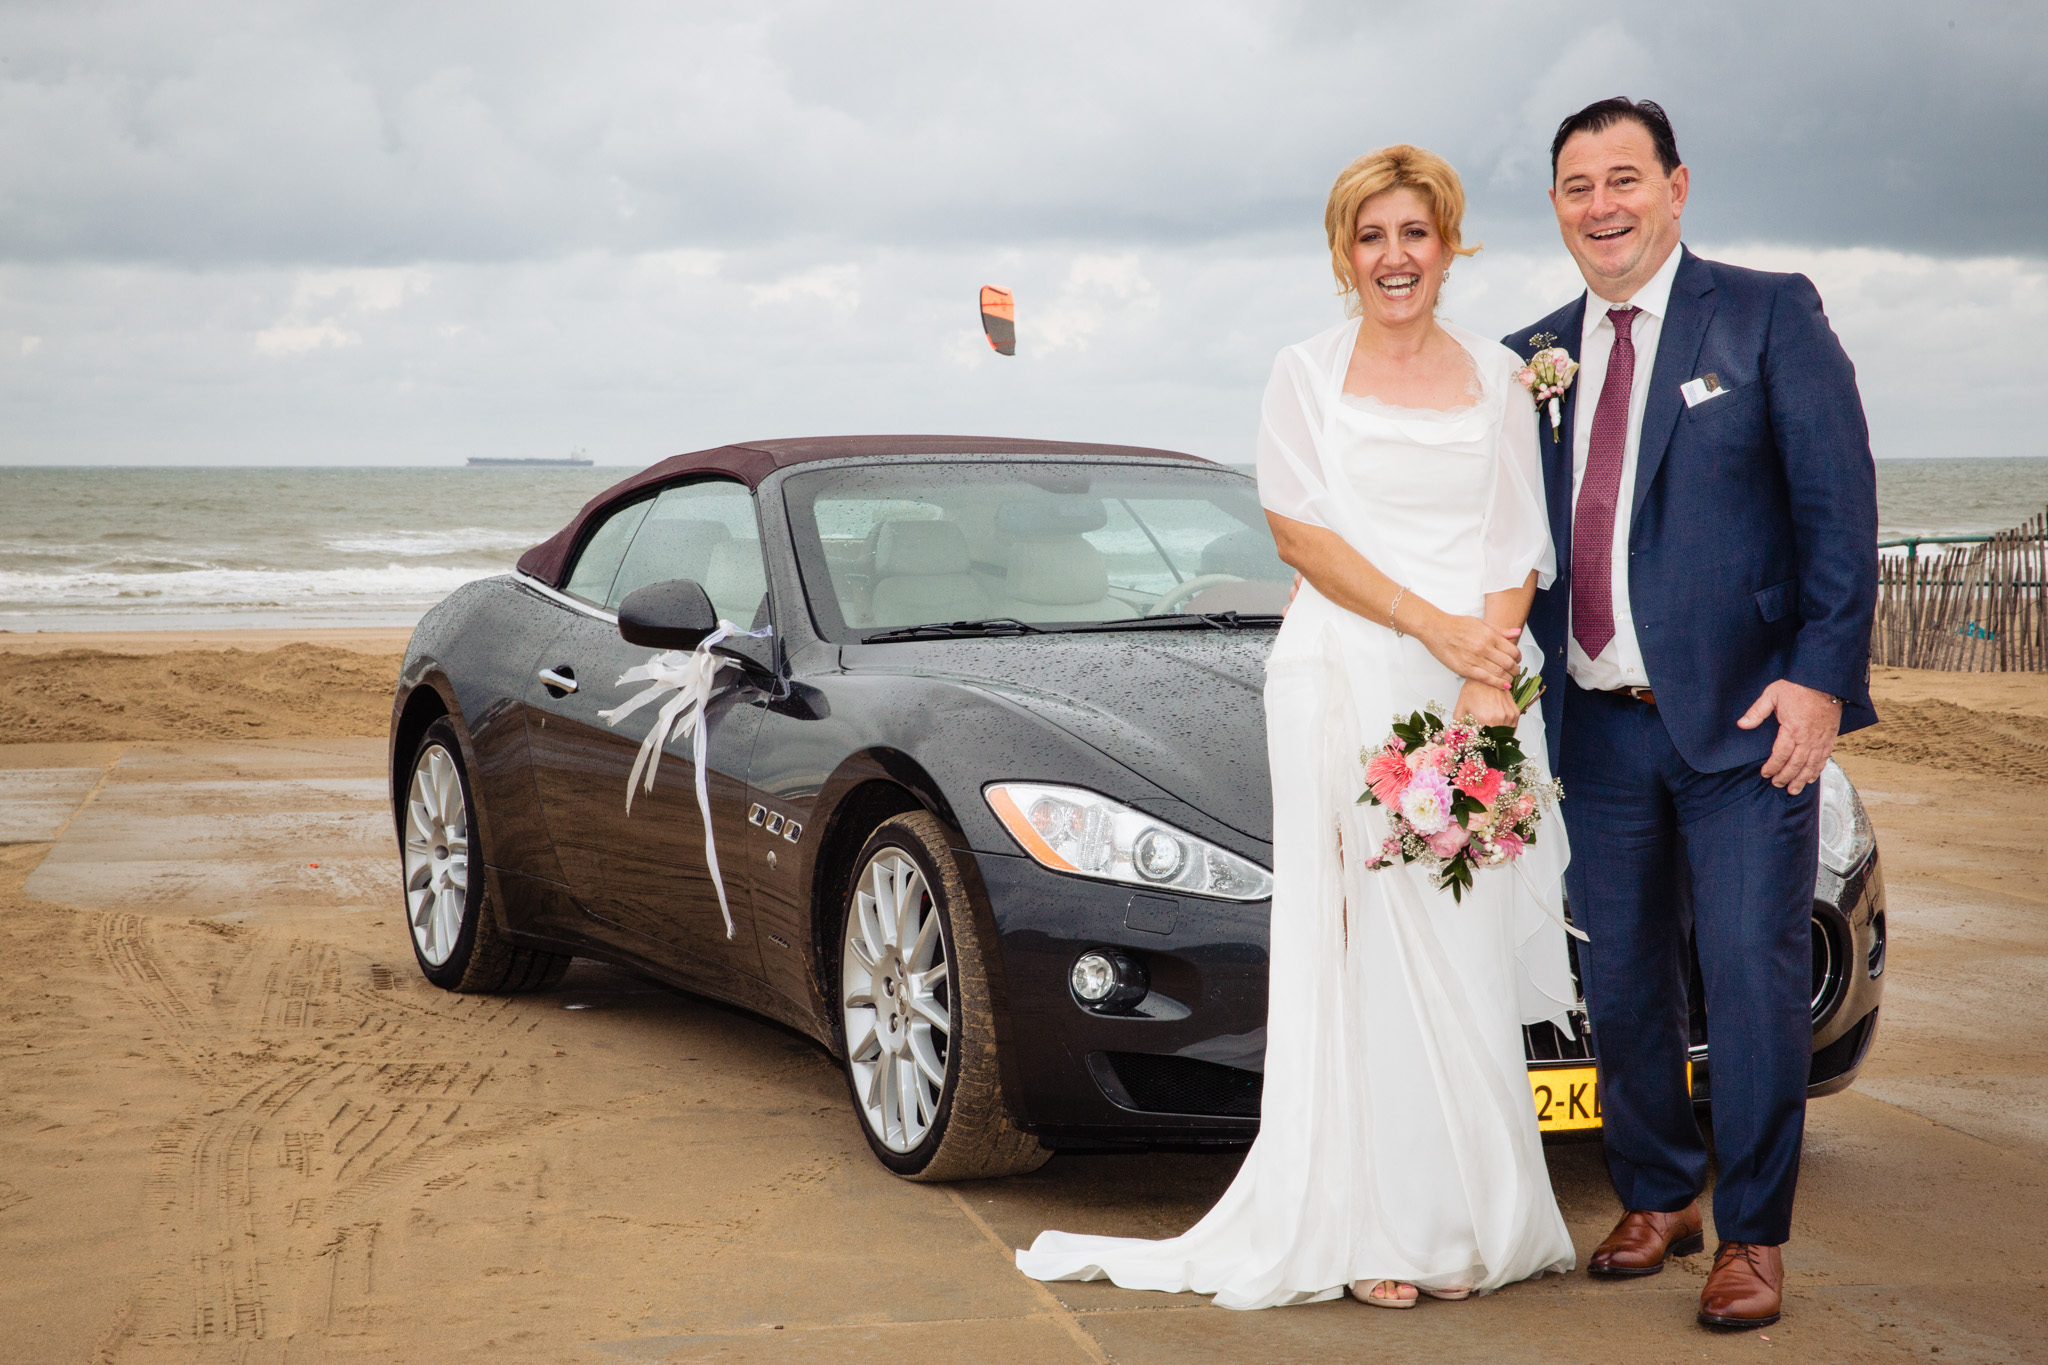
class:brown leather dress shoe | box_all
[1698,1242,1783,1329]
[1586,1203,1706,1277]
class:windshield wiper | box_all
[1056,611,1284,634]
[862,617,1048,643]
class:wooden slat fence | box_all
[1872,510,2048,671]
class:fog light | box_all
[1071,952,1117,1002]
[1069,948,1149,1014]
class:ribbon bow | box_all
[598,621,771,939]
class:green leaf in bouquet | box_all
[1510,668,1546,714]
[1444,858,1474,903]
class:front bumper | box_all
[971,849,1268,1150]
[971,843,1888,1150]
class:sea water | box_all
[0,466,623,631]
[2,458,2044,632]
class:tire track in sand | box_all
[100,912,577,1358]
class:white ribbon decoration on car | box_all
[597,621,772,939]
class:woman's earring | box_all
[1442,269,1452,284]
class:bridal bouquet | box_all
[1356,671,1560,901]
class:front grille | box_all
[1106,1052,1263,1118]
[1545,908,1846,1068]
[1523,1013,1595,1062]
[1811,909,1849,1025]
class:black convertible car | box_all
[389,435,1887,1180]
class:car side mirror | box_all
[617,579,719,650]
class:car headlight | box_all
[1818,759,1875,876]
[984,781,1273,902]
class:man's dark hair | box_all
[1549,97,1681,181]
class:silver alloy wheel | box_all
[841,848,952,1152]
[404,743,470,967]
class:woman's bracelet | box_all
[1388,585,1407,639]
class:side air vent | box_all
[1105,1052,1262,1118]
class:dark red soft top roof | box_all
[514,433,1204,588]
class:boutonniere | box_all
[1512,333,1579,443]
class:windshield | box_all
[782,459,1292,642]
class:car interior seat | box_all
[607,518,734,609]
[867,521,992,627]
[991,497,1128,622]
[702,539,769,628]
[997,537,1129,621]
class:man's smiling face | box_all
[1550,119,1689,303]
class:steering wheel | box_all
[1147,573,1245,617]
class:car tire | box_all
[837,810,1049,1181]
[402,716,572,994]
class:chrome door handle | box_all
[536,667,578,694]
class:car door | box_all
[525,478,772,983]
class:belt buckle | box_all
[1622,685,1657,706]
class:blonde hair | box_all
[1324,144,1480,312]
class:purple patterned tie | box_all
[1572,306,1639,659]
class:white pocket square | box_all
[1681,373,1729,408]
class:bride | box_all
[1016,145,1578,1310]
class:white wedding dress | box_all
[1016,318,1579,1309]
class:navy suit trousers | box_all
[1562,682,1819,1246]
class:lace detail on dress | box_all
[1339,342,1486,418]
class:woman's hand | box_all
[1454,678,1521,729]
[1416,607,1523,690]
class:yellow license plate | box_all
[1530,1066,1602,1131]
[1529,1061,1692,1132]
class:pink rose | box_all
[1396,770,1454,835]
[1490,831,1526,862]
[1514,366,1537,390]
[1424,824,1469,858]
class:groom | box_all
[1507,98,1877,1330]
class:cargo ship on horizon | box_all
[467,448,594,468]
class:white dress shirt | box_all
[1565,243,1683,691]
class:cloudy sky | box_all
[0,0,2041,467]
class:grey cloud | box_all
[3,0,2038,267]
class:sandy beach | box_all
[0,630,2043,1362]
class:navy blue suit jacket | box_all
[1506,247,1879,776]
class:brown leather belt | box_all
[1609,686,1657,706]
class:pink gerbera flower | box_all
[1365,749,1411,805]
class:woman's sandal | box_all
[1420,1286,1473,1302]
[1353,1280,1419,1309]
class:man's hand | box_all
[1737,680,1843,795]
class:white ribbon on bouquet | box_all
[598,621,772,939]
